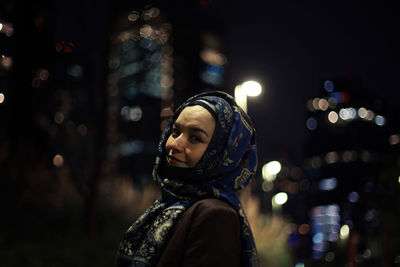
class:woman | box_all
[116,91,259,267]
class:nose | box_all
[169,133,186,152]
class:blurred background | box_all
[1,0,400,266]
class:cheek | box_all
[189,144,209,166]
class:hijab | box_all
[116,91,259,267]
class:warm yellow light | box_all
[234,80,262,113]
[273,192,288,205]
[264,161,281,175]
[241,81,262,96]
[234,85,247,112]
[340,224,350,239]
[262,161,281,181]
[0,93,4,104]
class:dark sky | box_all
[201,1,400,164]
[45,0,400,165]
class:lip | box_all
[167,155,186,165]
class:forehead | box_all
[175,105,215,127]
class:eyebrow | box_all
[174,122,210,137]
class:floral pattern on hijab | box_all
[116,91,259,267]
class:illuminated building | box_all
[106,3,228,185]
[298,77,400,265]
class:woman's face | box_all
[165,105,215,167]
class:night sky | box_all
[46,0,400,165]
[199,1,400,164]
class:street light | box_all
[262,160,282,182]
[234,80,262,113]
[271,192,288,214]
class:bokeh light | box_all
[361,151,371,162]
[339,107,356,120]
[358,107,367,118]
[67,64,83,79]
[312,98,319,110]
[0,55,13,70]
[200,49,227,66]
[310,156,322,168]
[127,11,140,21]
[0,21,14,37]
[121,106,143,121]
[264,161,281,175]
[119,140,144,156]
[318,98,328,111]
[318,177,338,191]
[340,224,350,239]
[298,224,310,235]
[324,80,334,92]
[389,135,399,145]
[325,151,339,164]
[53,154,64,167]
[273,192,288,205]
[363,249,372,259]
[311,204,340,258]
[342,150,357,162]
[348,191,359,202]
[328,111,338,123]
[261,181,274,192]
[262,161,281,182]
[39,68,49,81]
[54,112,65,124]
[241,80,262,96]
[366,110,375,121]
[325,251,335,262]
[306,99,314,111]
[375,115,385,126]
[328,97,337,109]
[306,117,317,131]
[0,93,4,104]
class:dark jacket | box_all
[156,198,242,267]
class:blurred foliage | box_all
[240,187,293,267]
[0,176,159,267]
[1,174,294,267]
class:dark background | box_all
[1,1,400,266]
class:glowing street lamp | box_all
[272,192,288,213]
[273,192,288,205]
[234,80,262,113]
[262,160,281,182]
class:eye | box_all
[171,127,180,137]
[190,135,203,143]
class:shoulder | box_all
[179,198,242,267]
[187,198,239,220]
[177,198,240,232]
[157,199,241,267]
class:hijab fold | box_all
[116,91,259,267]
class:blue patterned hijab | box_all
[116,91,259,267]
